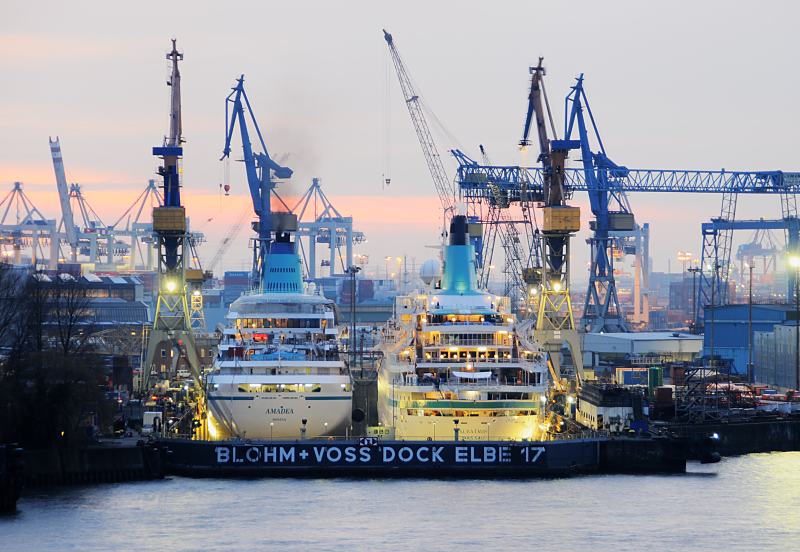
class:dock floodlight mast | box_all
[221,75,294,290]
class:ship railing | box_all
[422,338,514,347]
[390,374,542,388]
[392,355,521,364]
[424,321,513,328]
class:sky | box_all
[2,1,799,281]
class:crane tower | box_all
[142,40,202,394]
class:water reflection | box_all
[2,452,798,552]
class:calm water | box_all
[2,452,799,552]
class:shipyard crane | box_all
[142,40,204,403]
[383,29,455,219]
[561,75,634,333]
[474,144,541,307]
[515,59,585,389]
[221,75,294,290]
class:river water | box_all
[2,452,799,551]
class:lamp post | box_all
[688,266,701,333]
[346,266,362,368]
[746,263,753,384]
[270,421,274,441]
[790,256,800,390]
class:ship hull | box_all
[207,378,352,440]
[377,364,545,441]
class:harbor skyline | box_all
[3,1,800,275]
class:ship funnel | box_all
[262,232,303,293]
[440,215,479,295]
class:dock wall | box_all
[671,417,800,457]
[22,443,163,487]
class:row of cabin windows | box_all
[269,266,297,273]
[427,314,507,325]
[427,334,510,346]
[236,318,324,329]
[237,383,352,393]
[432,350,513,360]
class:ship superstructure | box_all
[207,232,352,440]
[378,215,548,441]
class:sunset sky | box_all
[2,1,799,280]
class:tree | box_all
[49,275,94,356]
[0,269,112,447]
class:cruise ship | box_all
[378,215,549,441]
[206,231,352,440]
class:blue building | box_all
[703,304,797,375]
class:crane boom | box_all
[383,29,454,215]
[206,206,250,275]
[221,76,293,289]
[49,137,79,257]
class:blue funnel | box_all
[440,215,480,295]
[261,232,303,293]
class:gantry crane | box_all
[221,75,294,290]
[292,178,366,279]
[454,75,800,334]
[142,40,203,398]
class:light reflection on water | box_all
[2,452,799,552]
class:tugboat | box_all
[206,229,352,440]
[378,215,549,441]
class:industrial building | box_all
[754,324,800,390]
[703,304,797,377]
[582,331,702,370]
[24,270,151,391]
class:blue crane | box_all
[221,75,293,290]
[562,75,635,333]
[454,75,800,332]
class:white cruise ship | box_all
[206,231,352,440]
[378,215,549,441]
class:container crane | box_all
[49,137,79,262]
[142,40,203,401]
[221,75,294,290]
